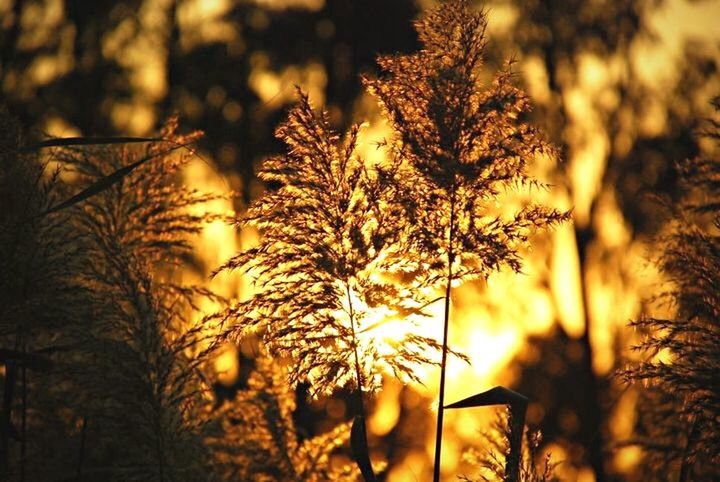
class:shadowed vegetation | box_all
[623,98,720,481]
[1,0,719,480]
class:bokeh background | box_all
[2,0,719,480]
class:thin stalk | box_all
[153,398,166,482]
[433,192,456,482]
[20,361,26,482]
[1,361,17,477]
[678,417,699,482]
[345,284,367,428]
[345,283,377,482]
[75,416,87,481]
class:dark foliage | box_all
[459,409,558,482]
[623,98,720,480]
[208,354,360,481]
[53,121,228,481]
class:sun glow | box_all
[180,96,655,481]
[4,0,720,479]
[168,2,716,479]
[339,282,436,383]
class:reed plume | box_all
[623,98,720,480]
[364,2,569,479]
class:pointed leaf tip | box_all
[444,385,528,409]
[39,144,186,217]
[19,136,161,152]
[351,415,377,482]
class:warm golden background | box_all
[2,0,719,480]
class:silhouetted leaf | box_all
[19,136,160,152]
[350,415,376,482]
[40,144,186,216]
[447,386,528,482]
[444,386,528,409]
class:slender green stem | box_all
[433,193,456,482]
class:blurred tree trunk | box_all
[160,0,180,123]
[0,0,23,81]
[575,222,607,482]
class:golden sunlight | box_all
[3,0,720,480]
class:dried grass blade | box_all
[19,136,160,152]
[445,386,528,482]
[350,415,376,482]
[40,144,186,217]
